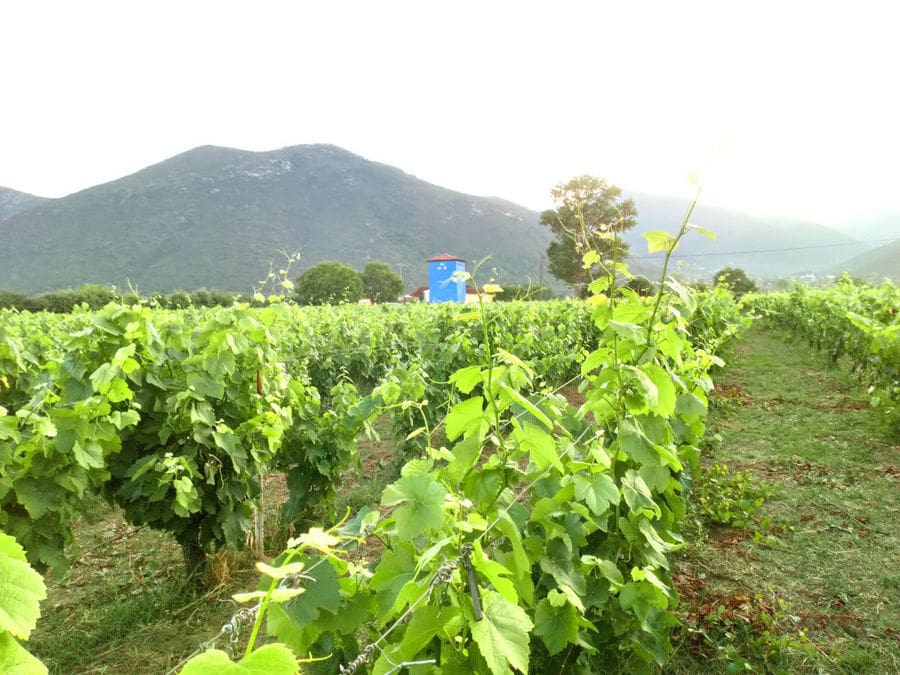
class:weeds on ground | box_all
[695,462,774,528]
[671,327,899,674]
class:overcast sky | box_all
[2,1,898,226]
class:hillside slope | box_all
[623,193,860,278]
[0,186,48,221]
[832,239,899,281]
[0,145,871,293]
[0,145,552,293]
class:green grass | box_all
[670,327,899,673]
[29,512,252,674]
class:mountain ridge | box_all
[0,144,553,293]
[0,186,49,222]
[0,144,880,293]
[830,239,899,281]
[621,192,859,277]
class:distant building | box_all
[426,254,466,303]
[404,255,495,303]
[406,283,493,304]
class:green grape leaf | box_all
[72,441,105,470]
[617,419,658,466]
[622,471,661,518]
[13,479,59,520]
[0,535,27,564]
[689,224,716,240]
[534,591,578,655]
[213,429,247,472]
[470,590,533,675]
[517,421,563,473]
[582,556,626,591]
[89,362,117,393]
[619,579,670,634]
[638,519,678,560]
[665,276,696,315]
[471,541,518,603]
[675,392,707,421]
[109,409,140,430]
[91,314,122,335]
[581,346,611,376]
[370,545,417,601]
[496,348,534,379]
[0,533,47,640]
[444,396,486,441]
[539,540,586,611]
[642,230,678,254]
[0,631,47,675]
[190,402,216,427]
[381,475,447,541]
[444,434,482,483]
[449,366,483,394]
[186,372,226,400]
[609,321,646,345]
[30,417,57,439]
[622,366,658,413]
[396,605,461,662]
[497,384,555,432]
[106,378,132,403]
[179,644,299,674]
[582,249,602,269]
[495,512,530,578]
[641,364,676,416]
[281,558,341,625]
[573,473,619,516]
[221,503,254,547]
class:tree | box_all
[295,261,363,305]
[75,284,117,309]
[540,175,638,292]
[0,290,28,310]
[362,261,405,303]
[714,267,758,297]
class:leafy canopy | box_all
[540,175,637,290]
[361,261,404,304]
[714,267,758,298]
[295,261,364,305]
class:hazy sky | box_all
[2,1,898,226]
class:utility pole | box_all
[538,254,544,288]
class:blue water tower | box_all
[426,254,466,303]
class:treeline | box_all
[0,278,564,314]
[0,284,258,313]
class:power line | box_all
[631,237,899,259]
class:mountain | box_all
[0,145,873,293]
[0,187,48,221]
[832,239,899,282]
[621,193,862,279]
[0,145,553,294]
[833,211,900,243]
